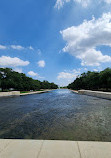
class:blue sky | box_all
[0,0,111,86]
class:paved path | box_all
[0,139,111,158]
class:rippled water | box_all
[0,89,111,141]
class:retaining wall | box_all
[78,90,111,100]
[0,91,20,97]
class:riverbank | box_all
[70,89,111,100]
[0,139,111,158]
[78,90,111,100]
[0,91,20,97]
[20,89,53,96]
[0,90,53,97]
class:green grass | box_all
[20,91,30,94]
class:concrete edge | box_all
[0,91,20,97]
[20,90,53,96]
[0,139,111,158]
[78,90,111,100]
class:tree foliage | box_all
[67,68,111,91]
[0,68,58,91]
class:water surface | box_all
[0,89,111,141]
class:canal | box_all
[0,89,111,141]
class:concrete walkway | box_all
[0,139,111,158]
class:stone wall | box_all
[78,90,111,100]
[0,91,20,97]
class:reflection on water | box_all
[55,89,71,94]
[0,89,111,141]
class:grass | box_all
[20,91,30,94]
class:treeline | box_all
[68,68,111,91]
[0,68,58,91]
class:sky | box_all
[0,0,111,86]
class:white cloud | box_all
[0,56,29,67]
[58,72,74,79]
[57,69,80,79]
[93,69,99,72]
[84,68,88,71]
[55,0,111,9]
[37,60,45,67]
[57,69,81,86]
[61,12,111,66]
[14,68,23,73]
[55,0,90,9]
[27,71,44,79]
[0,44,34,50]
[104,0,111,4]
[28,46,34,50]
[11,45,24,50]
[74,0,90,7]
[28,71,38,77]
[55,0,70,9]
[0,45,7,50]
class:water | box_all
[0,89,111,141]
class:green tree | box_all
[0,68,58,91]
[68,68,111,92]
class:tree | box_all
[68,68,111,92]
[0,68,58,91]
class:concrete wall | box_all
[0,91,20,97]
[78,90,111,100]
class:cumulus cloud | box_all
[0,45,7,50]
[0,56,29,67]
[28,71,38,77]
[61,12,111,66]
[27,71,44,79]
[37,60,45,67]
[57,69,81,80]
[14,68,23,73]
[57,69,81,86]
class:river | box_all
[0,89,111,141]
